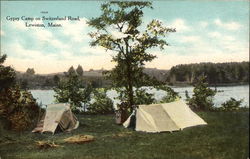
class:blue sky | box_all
[0,1,249,74]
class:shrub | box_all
[220,98,243,111]
[88,89,114,114]
[187,75,216,111]
[0,86,39,131]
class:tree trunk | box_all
[125,40,134,112]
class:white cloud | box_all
[146,48,249,70]
[2,40,114,73]
[50,39,69,49]
[33,29,53,41]
[169,18,190,32]
[12,21,28,31]
[208,32,235,42]
[111,31,129,40]
[0,30,4,36]
[179,36,201,43]
[208,31,222,38]
[59,18,89,42]
[214,18,242,30]
[199,21,208,28]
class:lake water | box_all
[30,85,249,108]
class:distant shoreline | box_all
[28,83,249,90]
[169,82,249,88]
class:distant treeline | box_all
[16,72,110,90]
[167,62,249,85]
[16,61,249,89]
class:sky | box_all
[0,0,249,74]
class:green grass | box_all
[0,111,249,159]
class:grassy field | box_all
[0,111,249,159]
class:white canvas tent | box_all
[32,103,79,134]
[123,100,207,133]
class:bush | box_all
[187,75,216,111]
[219,98,243,111]
[0,86,39,131]
[88,89,114,114]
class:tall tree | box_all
[76,65,84,76]
[88,2,175,110]
[68,66,76,75]
[0,54,16,91]
[26,68,35,75]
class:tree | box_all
[88,88,114,114]
[53,72,84,113]
[53,75,60,85]
[187,75,216,111]
[88,2,175,111]
[76,65,84,76]
[82,82,93,112]
[0,54,16,91]
[26,68,35,75]
[0,54,39,131]
[68,66,76,75]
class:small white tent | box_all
[32,103,79,134]
[123,100,207,133]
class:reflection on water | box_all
[30,85,249,107]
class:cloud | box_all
[214,19,242,30]
[199,21,208,28]
[33,29,53,41]
[111,30,129,39]
[208,31,222,38]
[59,17,89,42]
[3,41,115,73]
[146,48,249,70]
[12,21,28,31]
[179,36,201,43]
[0,30,4,36]
[169,18,190,32]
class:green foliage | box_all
[0,54,39,131]
[0,86,39,131]
[168,62,249,84]
[54,72,85,113]
[88,2,175,110]
[156,85,180,103]
[187,75,216,110]
[134,88,156,105]
[219,98,243,111]
[68,66,76,75]
[26,68,35,75]
[76,65,84,76]
[54,71,94,113]
[0,54,16,91]
[82,82,93,111]
[88,89,114,114]
[53,75,60,84]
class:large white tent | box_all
[123,100,207,133]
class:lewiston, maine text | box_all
[6,16,80,28]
